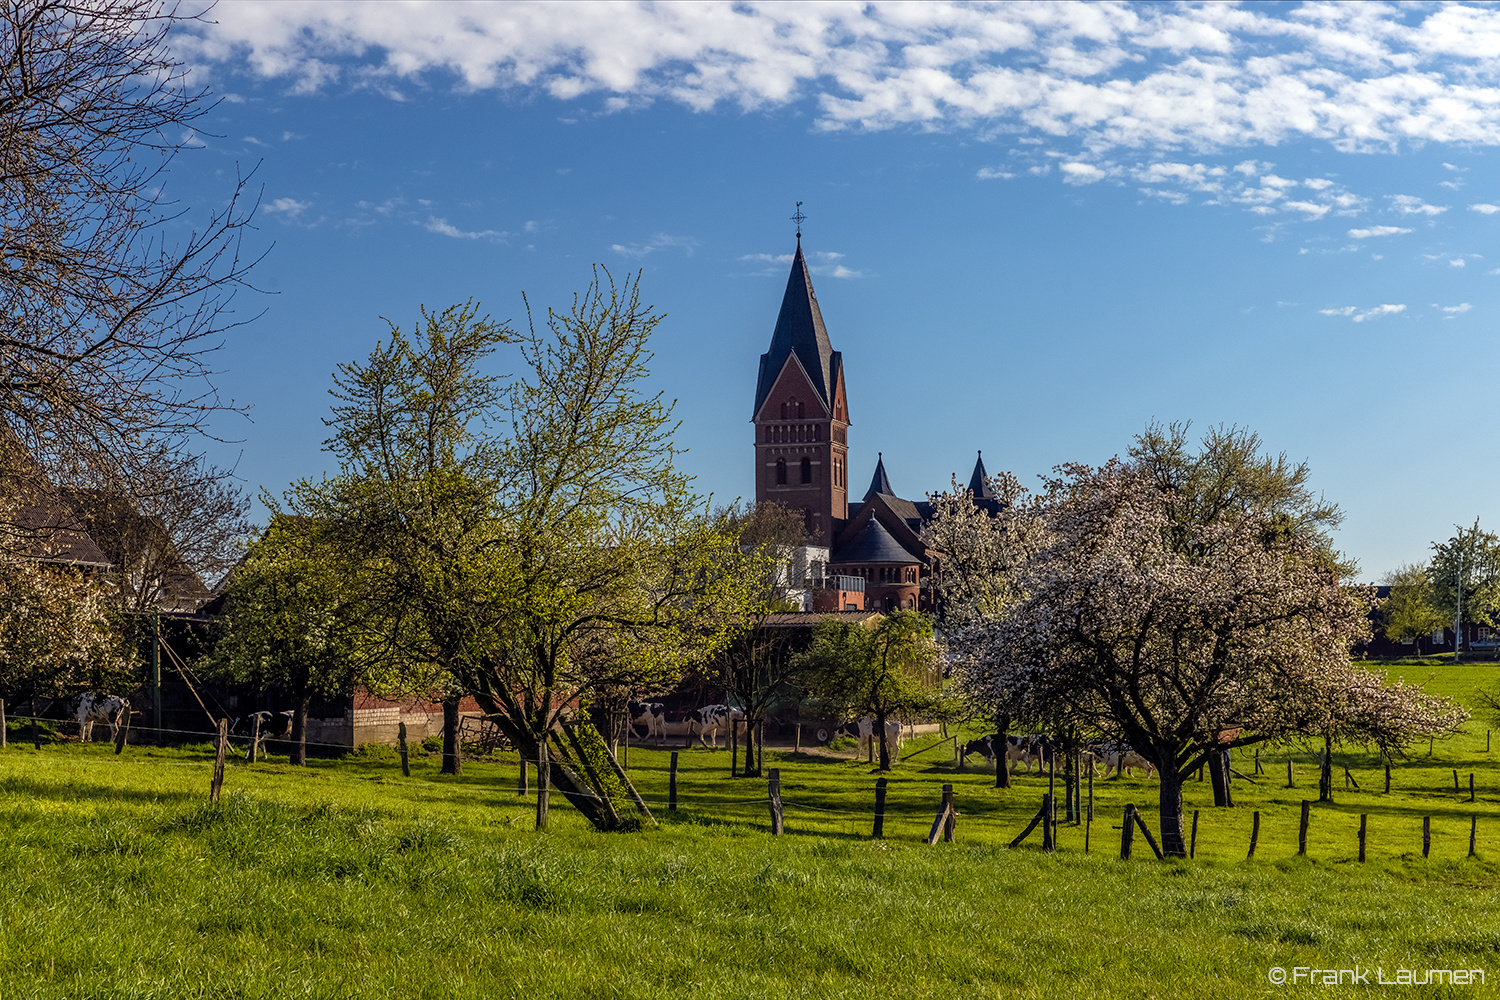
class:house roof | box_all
[865,453,893,500]
[832,516,916,565]
[968,451,995,499]
[753,242,842,417]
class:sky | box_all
[162,1,1500,581]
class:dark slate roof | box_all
[753,242,841,417]
[832,516,916,564]
[968,451,996,499]
[865,453,893,500]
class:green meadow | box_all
[4,657,1500,999]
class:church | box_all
[752,237,998,615]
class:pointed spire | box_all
[752,242,840,418]
[865,452,893,499]
[968,450,996,500]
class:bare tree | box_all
[0,0,261,539]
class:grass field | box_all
[5,661,1500,999]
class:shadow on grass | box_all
[0,773,199,805]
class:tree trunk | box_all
[996,713,1011,788]
[875,709,891,771]
[1158,766,1187,858]
[1319,733,1334,802]
[290,692,311,766]
[441,696,462,776]
[1208,749,1230,807]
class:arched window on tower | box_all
[800,457,811,484]
[797,401,804,418]
[776,459,787,485]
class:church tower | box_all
[752,240,850,548]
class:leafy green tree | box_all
[291,300,514,775]
[1380,563,1447,655]
[800,610,943,771]
[209,516,365,765]
[1429,520,1500,659]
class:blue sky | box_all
[168,1,1500,580]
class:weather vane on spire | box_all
[791,201,806,241]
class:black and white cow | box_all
[961,733,1049,773]
[627,701,667,741]
[76,692,129,743]
[689,704,744,747]
[237,710,294,756]
[840,715,903,759]
[1087,740,1156,779]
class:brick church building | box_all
[752,238,998,614]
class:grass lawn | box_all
[5,662,1500,999]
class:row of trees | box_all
[921,423,1466,857]
[1382,521,1500,657]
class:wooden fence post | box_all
[1247,811,1260,859]
[398,721,410,777]
[622,715,629,770]
[535,741,550,830]
[1087,767,1094,823]
[1385,763,1391,794]
[210,718,228,803]
[114,712,128,755]
[31,714,39,750]
[1298,800,1310,856]
[518,757,528,796]
[668,751,679,811]
[1084,797,1091,854]
[1359,814,1367,862]
[1120,804,1135,860]
[1009,797,1048,849]
[1422,816,1430,858]
[943,784,956,843]
[794,723,801,754]
[1470,816,1478,858]
[1,698,6,748]
[1042,792,1054,852]
[1131,808,1165,860]
[1254,747,1262,775]
[873,777,887,838]
[248,713,260,764]
[1454,769,1461,794]
[768,768,783,835]
[1189,810,1200,859]
[1286,758,1294,788]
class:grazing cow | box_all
[627,701,667,741]
[1087,741,1157,779]
[960,734,1052,773]
[689,704,744,748]
[76,693,129,743]
[841,715,903,759]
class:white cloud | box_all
[177,4,1500,153]
[976,166,1015,180]
[424,217,508,240]
[1440,302,1472,313]
[1388,194,1447,216]
[611,232,697,259]
[740,249,859,278]
[1320,303,1406,322]
[1471,203,1500,214]
[1060,162,1109,185]
[263,196,312,218]
[1348,225,1412,239]
[1282,200,1330,219]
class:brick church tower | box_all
[751,240,849,548]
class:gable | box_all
[754,352,831,423]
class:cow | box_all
[841,715,903,760]
[961,734,1049,773]
[688,704,744,748]
[76,692,129,743]
[237,710,295,757]
[627,701,667,741]
[1087,741,1157,779]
